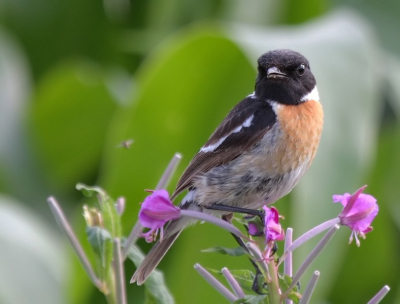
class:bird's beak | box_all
[267,67,287,79]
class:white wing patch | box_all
[200,114,254,153]
[200,136,229,153]
[300,86,319,102]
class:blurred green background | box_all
[1,0,400,303]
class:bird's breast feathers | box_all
[192,98,323,209]
[269,98,323,173]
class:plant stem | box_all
[283,225,339,297]
[194,264,238,302]
[155,153,182,190]
[367,285,390,304]
[284,228,293,304]
[299,271,320,304]
[246,242,269,278]
[113,239,127,304]
[47,196,103,291]
[267,259,282,304]
[280,218,340,266]
[221,267,245,299]
[181,210,246,239]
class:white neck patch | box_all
[300,86,319,102]
[247,92,257,99]
[268,100,282,112]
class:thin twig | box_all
[113,238,127,304]
[181,210,246,238]
[299,271,320,304]
[221,267,245,299]
[280,218,340,265]
[47,196,103,290]
[367,285,390,304]
[194,264,238,302]
[156,153,182,190]
[283,225,339,297]
[245,242,269,276]
[284,228,293,304]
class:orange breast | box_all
[273,99,323,173]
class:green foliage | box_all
[278,274,300,303]
[77,184,174,303]
[78,183,122,238]
[226,269,257,293]
[125,245,174,304]
[86,226,112,263]
[30,64,118,195]
[233,295,267,304]
[283,0,328,24]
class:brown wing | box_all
[171,96,277,199]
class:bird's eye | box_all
[296,64,305,76]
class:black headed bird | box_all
[131,49,323,285]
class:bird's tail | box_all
[130,229,182,285]
[131,203,198,285]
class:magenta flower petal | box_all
[248,222,261,236]
[263,206,285,242]
[332,193,351,205]
[138,189,181,242]
[334,185,378,246]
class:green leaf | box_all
[202,246,248,256]
[287,292,301,304]
[87,226,113,285]
[125,244,175,304]
[99,192,122,239]
[29,62,118,195]
[227,269,256,293]
[0,0,120,79]
[233,295,267,304]
[278,273,294,292]
[279,274,300,303]
[76,183,107,198]
[85,226,112,263]
[283,0,327,24]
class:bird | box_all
[131,49,323,285]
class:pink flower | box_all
[333,185,378,246]
[263,206,285,243]
[248,222,263,236]
[261,206,285,259]
[139,190,181,242]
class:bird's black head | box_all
[255,49,316,105]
